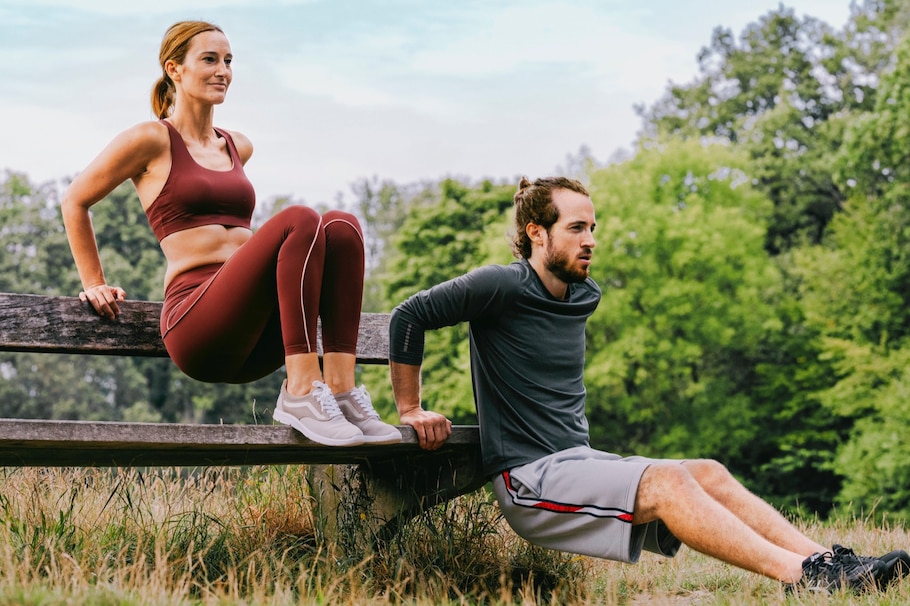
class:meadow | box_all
[0,466,906,605]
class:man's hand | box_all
[390,360,452,449]
[80,284,127,320]
[400,408,452,450]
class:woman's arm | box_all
[61,121,167,318]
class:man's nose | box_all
[584,230,596,248]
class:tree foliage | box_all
[638,1,907,252]
[582,141,844,512]
[787,30,910,517]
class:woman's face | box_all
[168,30,233,106]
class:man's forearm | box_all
[390,360,452,449]
[389,361,422,417]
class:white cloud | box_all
[0,0,860,205]
[1,0,318,15]
[271,1,690,124]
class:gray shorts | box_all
[491,445,681,563]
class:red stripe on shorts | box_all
[532,501,584,513]
[503,470,635,523]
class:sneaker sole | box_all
[359,432,404,445]
[273,410,366,446]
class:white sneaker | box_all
[273,380,365,446]
[335,385,402,444]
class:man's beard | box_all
[544,244,591,283]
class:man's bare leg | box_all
[634,462,806,582]
[682,459,827,556]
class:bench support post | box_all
[306,449,487,555]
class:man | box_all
[388,176,908,593]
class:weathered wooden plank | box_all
[0,418,480,467]
[0,292,486,540]
[0,293,165,356]
[0,292,391,364]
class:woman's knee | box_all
[322,209,357,223]
[323,211,364,251]
[276,204,321,225]
[323,210,362,234]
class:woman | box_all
[61,20,400,447]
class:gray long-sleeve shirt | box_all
[390,258,602,477]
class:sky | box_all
[1,0,853,207]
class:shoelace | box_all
[814,547,879,590]
[311,382,344,419]
[830,545,874,575]
[803,552,831,575]
[350,385,381,418]
[833,544,881,568]
[804,552,840,593]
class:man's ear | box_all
[526,223,545,247]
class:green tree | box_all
[584,140,842,513]
[790,31,910,517]
[0,171,77,295]
[638,2,906,251]
[351,177,440,313]
[0,173,162,421]
[87,181,167,300]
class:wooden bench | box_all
[0,292,485,545]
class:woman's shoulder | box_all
[108,120,171,155]
[218,128,253,164]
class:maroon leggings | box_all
[160,206,365,383]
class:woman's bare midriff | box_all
[160,224,253,288]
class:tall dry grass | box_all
[0,466,905,605]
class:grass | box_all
[0,466,905,605]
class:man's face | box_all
[543,189,596,283]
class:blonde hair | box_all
[151,21,224,119]
[512,176,589,259]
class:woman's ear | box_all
[164,59,180,82]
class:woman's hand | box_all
[80,284,127,320]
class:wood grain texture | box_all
[0,292,391,363]
[0,293,484,494]
[0,419,480,467]
[0,292,481,470]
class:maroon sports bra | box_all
[145,120,256,241]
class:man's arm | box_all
[390,361,452,450]
[388,266,512,449]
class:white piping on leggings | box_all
[298,215,324,351]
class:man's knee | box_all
[635,462,697,522]
[641,462,695,492]
[683,458,735,489]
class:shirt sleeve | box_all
[389,264,517,365]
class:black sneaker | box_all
[879,549,910,586]
[796,548,886,593]
[833,544,910,588]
